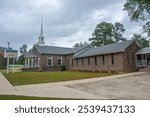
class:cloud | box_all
[0,0,142,50]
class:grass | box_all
[0,95,78,100]
[3,71,113,86]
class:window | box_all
[77,59,78,66]
[72,59,73,66]
[68,59,69,66]
[47,56,53,66]
[57,56,62,66]
[82,58,84,66]
[88,57,90,65]
[111,54,114,65]
[95,56,97,65]
[102,55,105,65]
[127,52,129,64]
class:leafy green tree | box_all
[124,0,150,36]
[16,44,28,64]
[113,22,126,42]
[20,44,27,55]
[89,22,126,47]
[131,34,149,48]
[73,41,90,47]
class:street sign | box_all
[4,49,18,58]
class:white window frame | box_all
[57,56,62,66]
[47,55,53,66]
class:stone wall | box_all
[36,41,141,72]
[39,54,66,71]
[122,42,141,72]
[66,53,124,72]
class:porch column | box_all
[25,57,27,68]
[33,57,35,67]
[35,57,38,67]
[27,57,30,68]
[145,54,147,67]
[31,57,34,67]
[141,54,145,67]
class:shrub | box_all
[110,70,119,74]
[101,70,109,73]
[60,65,66,71]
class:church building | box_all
[24,20,150,72]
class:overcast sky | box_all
[0,0,142,51]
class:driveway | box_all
[0,72,150,99]
[67,72,150,99]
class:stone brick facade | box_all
[38,54,66,71]
[122,42,141,72]
[34,42,140,73]
[24,40,141,73]
[66,53,123,72]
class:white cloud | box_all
[53,29,91,47]
[0,0,142,50]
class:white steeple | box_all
[37,18,45,46]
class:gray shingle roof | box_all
[32,40,141,57]
[34,44,89,55]
[74,40,137,58]
[24,52,37,57]
[136,47,150,54]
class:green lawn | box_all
[3,71,113,86]
[0,95,77,100]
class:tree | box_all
[20,44,27,55]
[89,22,126,47]
[73,41,90,47]
[131,34,149,48]
[124,0,150,36]
[17,44,28,64]
[113,22,126,42]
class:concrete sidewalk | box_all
[0,73,16,93]
[0,72,147,99]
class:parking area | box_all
[0,72,150,99]
[67,72,150,99]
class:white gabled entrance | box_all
[136,48,150,72]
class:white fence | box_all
[8,64,24,72]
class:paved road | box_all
[68,72,150,99]
[0,72,150,99]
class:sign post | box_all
[7,57,9,74]
[4,49,18,74]
[13,58,15,74]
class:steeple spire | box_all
[37,18,45,46]
[40,18,44,37]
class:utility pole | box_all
[7,42,10,74]
[7,42,10,49]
